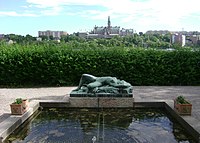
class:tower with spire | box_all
[91,16,125,37]
[108,16,111,28]
[107,16,111,35]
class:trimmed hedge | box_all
[0,44,200,86]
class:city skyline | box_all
[0,0,200,36]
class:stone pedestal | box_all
[69,97,98,108]
[69,97,134,108]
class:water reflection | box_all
[5,108,196,143]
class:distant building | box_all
[78,16,134,38]
[92,16,120,35]
[88,16,120,38]
[38,30,68,39]
[172,31,200,36]
[171,33,185,47]
[146,30,170,35]
[36,37,42,41]
[185,35,200,46]
[120,28,134,36]
[0,34,4,39]
[77,32,89,38]
[146,30,200,46]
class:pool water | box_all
[5,108,195,143]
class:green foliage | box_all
[13,98,23,104]
[0,43,200,87]
[176,96,190,104]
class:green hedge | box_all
[0,44,200,86]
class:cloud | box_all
[40,6,63,16]
[0,11,37,17]
[25,0,200,21]
[26,0,104,8]
[3,0,199,31]
[21,4,34,9]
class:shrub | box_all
[0,44,200,86]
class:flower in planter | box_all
[10,98,29,115]
[13,98,23,104]
[174,95,192,115]
[175,96,190,104]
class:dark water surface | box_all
[5,108,196,143]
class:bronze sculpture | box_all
[70,74,133,97]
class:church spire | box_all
[108,16,111,28]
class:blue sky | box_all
[0,0,200,36]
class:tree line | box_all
[0,33,199,49]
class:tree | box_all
[163,34,171,42]
[139,32,143,36]
[49,35,54,40]
[39,35,48,41]
[25,34,36,42]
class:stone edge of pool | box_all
[0,98,199,143]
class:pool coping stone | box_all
[0,98,199,143]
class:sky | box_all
[0,0,200,36]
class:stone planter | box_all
[174,100,192,115]
[10,99,29,115]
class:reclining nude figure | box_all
[72,74,133,95]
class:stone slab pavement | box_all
[134,86,200,122]
[0,86,199,124]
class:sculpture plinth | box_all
[70,93,133,97]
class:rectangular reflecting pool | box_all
[5,108,196,143]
